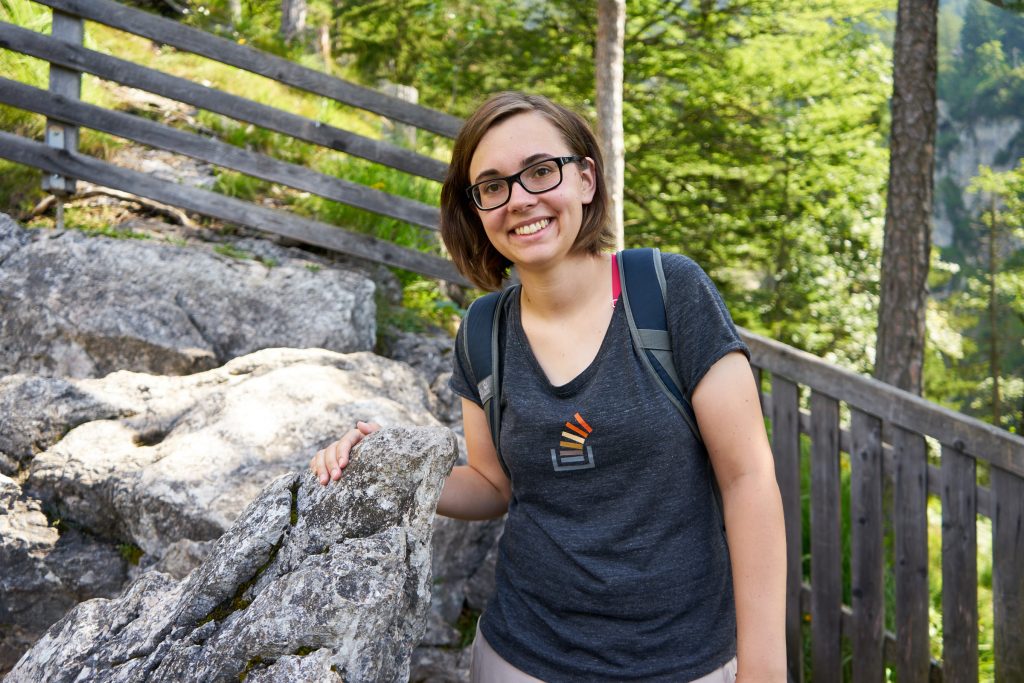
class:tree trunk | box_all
[988,196,1001,425]
[595,0,625,252]
[280,0,307,43]
[874,0,938,395]
[228,0,241,26]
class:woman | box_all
[312,92,786,683]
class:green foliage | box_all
[622,0,891,370]
[929,161,1024,432]
[454,607,481,649]
[213,243,252,260]
[117,542,144,565]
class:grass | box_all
[0,0,461,336]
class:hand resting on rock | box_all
[310,420,381,484]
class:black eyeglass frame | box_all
[465,155,585,211]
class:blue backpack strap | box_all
[462,286,517,478]
[616,248,704,444]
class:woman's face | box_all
[467,111,595,273]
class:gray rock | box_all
[25,348,440,557]
[0,474,128,673]
[0,218,376,378]
[409,646,472,683]
[6,426,458,682]
[381,329,460,427]
[0,374,125,476]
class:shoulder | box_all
[659,251,708,281]
[658,251,722,300]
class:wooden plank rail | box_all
[743,331,1024,478]
[0,77,441,231]
[992,466,1024,681]
[745,327,1024,680]
[33,0,463,138]
[941,444,978,683]
[0,22,449,182]
[0,130,469,285]
[770,376,804,683]
[850,409,884,683]
[810,391,842,680]
[893,427,930,683]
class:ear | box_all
[578,156,598,205]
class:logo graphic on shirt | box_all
[551,412,596,472]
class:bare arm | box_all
[693,352,787,682]
[436,398,512,520]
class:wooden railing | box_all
[0,0,469,284]
[744,329,1024,682]
[3,4,1023,681]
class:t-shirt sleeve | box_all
[660,252,749,398]
[449,315,484,407]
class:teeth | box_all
[513,219,549,236]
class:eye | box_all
[529,163,555,179]
[481,181,505,196]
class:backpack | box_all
[462,248,704,472]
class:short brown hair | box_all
[440,92,613,291]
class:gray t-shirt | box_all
[450,253,749,682]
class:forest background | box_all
[2,0,1024,435]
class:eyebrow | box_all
[472,153,557,183]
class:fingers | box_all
[310,423,381,486]
[356,420,381,436]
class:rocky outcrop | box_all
[6,427,458,682]
[0,214,500,681]
[0,348,444,673]
[20,348,440,557]
[0,215,376,378]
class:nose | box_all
[506,178,536,212]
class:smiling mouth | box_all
[512,218,550,236]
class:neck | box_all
[517,251,612,317]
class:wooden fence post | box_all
[851,409,885,683]
[941,444,977,682]
[992,465,1024,681]
[42,10,83,228]
[770,376,803,683]
[810,391,842,681]
[892,426,930,683]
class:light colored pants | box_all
[470,624,739,683]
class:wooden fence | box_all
[744,330,1024,682]
[2,3,1023,681]
[0,0,469,284]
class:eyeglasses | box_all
[466,155,584,211]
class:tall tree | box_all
[281,0,307,43]
[874,0,939,394]
[596,0,625,251]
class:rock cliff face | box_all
[934,107,1024,248]
[5,427,458,683]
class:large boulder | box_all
[0,348,443,673]
[0,215,376,379]
[23,348,439,557]
[6,426,458,682]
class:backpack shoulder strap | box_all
[616,248,704,444]
[462,286,517,475]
